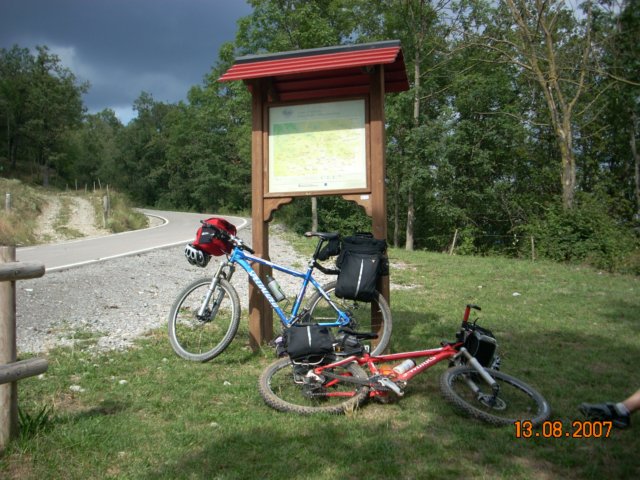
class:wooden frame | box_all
[220,42,408,349]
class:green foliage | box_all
[273,197,372,235]
[105,190,148,233]
[0,45,88,187]
[519,193,640,273]
[18,404,52,438]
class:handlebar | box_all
[462,304,481,323]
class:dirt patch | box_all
[36,194,111,244]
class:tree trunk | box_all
[405,31,421,252]
[40,149,49,188]
[311,196,318,232]
[393,177,400,248]
[405,189,415,251]
[558,121,576,210]
[631,111,640,218]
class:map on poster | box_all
[268,99,367,194]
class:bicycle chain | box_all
[318,369,373,387]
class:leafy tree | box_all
[470,0,612,210]
[113,92,175,205]
[69,109,123,188]
[0,45,34,170]
[24,46,88,186]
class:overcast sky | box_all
[0,0,252,124]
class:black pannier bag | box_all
[335,233,388,302]
[285,324,335,362]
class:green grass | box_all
[0,178,45,245]
[2,250,639,479]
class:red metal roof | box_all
[219,41,409,100]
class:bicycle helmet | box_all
[184,243,211,268]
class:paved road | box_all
[16,209,248,272]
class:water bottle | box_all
[392,359,415,375]
[265,274,286,302]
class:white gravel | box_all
[16,223,333,355]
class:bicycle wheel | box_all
[440,366,551,426]
[258,357,370,415]
[306,280,392,356]
[168,277,240,362]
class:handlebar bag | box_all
[464,325,498,368]
[335,233,388,302]
[193,217,237,256]
[285,324,334,362]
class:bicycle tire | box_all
[440,366,551,426]
[306,280,392,356]
[258,357,370,415]
[168,277,241,362]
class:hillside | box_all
[1,178,148,246]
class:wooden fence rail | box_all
[0,246,47,453]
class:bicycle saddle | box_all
[304,232,340,241]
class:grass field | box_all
[1,248,639,479]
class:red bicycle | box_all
[259,305,551,426]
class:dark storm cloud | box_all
[0,0,252,122]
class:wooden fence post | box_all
[531,236,536,261]
[0,246,18,450]
[0,247,47,453]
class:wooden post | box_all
[102,195,110,228]
[0,251,46,453]
[4,193,10,212]
[0,358,48,385]
[370,65,389,343]
[0,246,18,451]
[248,79,273,349]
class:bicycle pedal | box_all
[377,377,404,396]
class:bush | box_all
[105,191,148,233]
[520,194,639,273]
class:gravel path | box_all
[16,223,333,355]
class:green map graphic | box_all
[269,100,367,193]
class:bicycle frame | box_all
[316,344,460,385]
[203,244,350,328]
[311,304,492,396]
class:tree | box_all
[0,46,88,185]
[70,109,123,188]
[0,45,34,170]
[371,0,458,249]
[475,0,605,209]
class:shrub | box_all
[520,193,639,273]
[105,191,148,233]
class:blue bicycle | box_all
[168,220,393,362]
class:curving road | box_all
[16,209,249,272]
